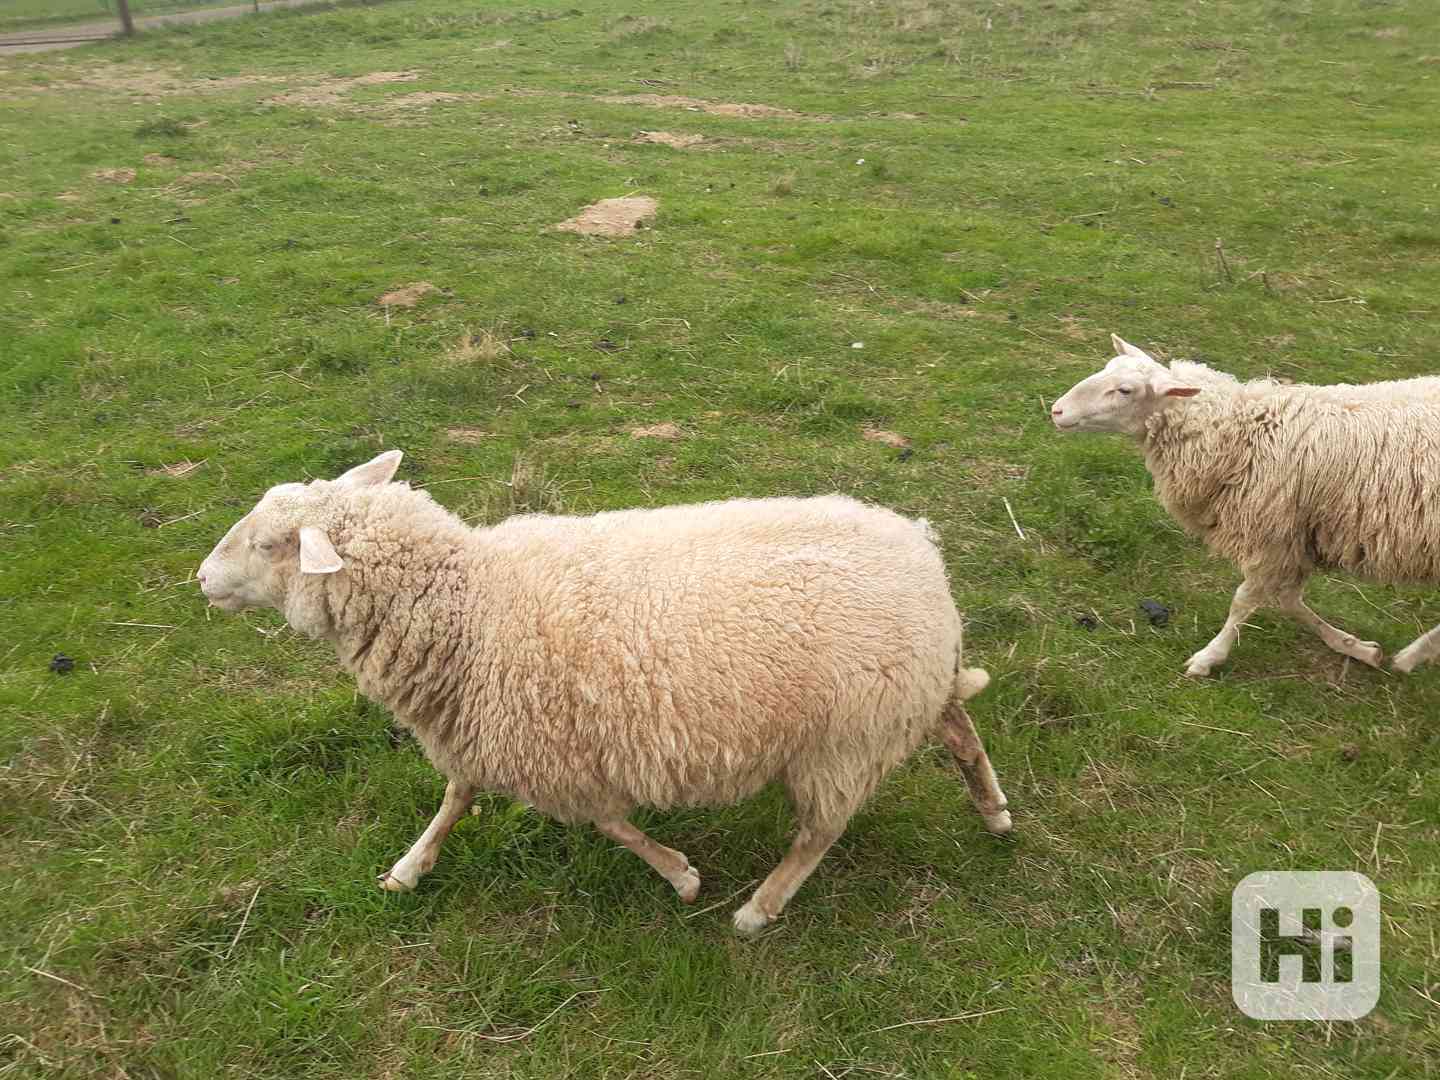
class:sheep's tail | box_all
[954,665,990,702]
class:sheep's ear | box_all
[1151,372,1200,399]
[334,450,403,490]
[1111,334,1155,361]
[299,527,344,574]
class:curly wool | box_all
[285,484,973,826]
[1142,361,1440,585]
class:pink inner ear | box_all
[1165,386,1201,398]
[299,527,344,574]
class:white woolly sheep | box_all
[197,451,1011,935]
[1051,334,1440,677]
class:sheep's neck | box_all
[328,541,476,735]
[1138,399,1238,537]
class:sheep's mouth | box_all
[205,590,242,610]
[1052,418,1081,431]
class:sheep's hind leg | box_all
[1278,588,1383,669]
[594,819,700,902]
[939,701,1012,834]
[1186,578,1265,677]
[733,819,845,938]
[1392,622,1440,673]
[380,779,476,891]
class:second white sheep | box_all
[1052,335,1440,676]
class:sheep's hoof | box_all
[1392,646,1423,674]
[983,809,1014,835]
[1184,654,1216,678]
[1351,641,1384,669]
[732,901,772,938]
[673,866,702,904]
[378,869,416,892]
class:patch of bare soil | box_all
[600,93,828,121]
[377,282,440,308]
[552,196,657,237]
[380,91,479,111]
[861,427,910,448]
[445,427,498,444]
[267,70,419,108]
[633,130,704,149]
[142,153,177,166]
[28,64,282,98]
[90,168,135,184]
[631,422,683,440]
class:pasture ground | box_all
[1,1,1438,1076]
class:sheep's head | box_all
[197,450,403,613]
[1050,335,1200,436]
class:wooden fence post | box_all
[115,0,135,36]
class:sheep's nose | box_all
[196,565,209,586]
[1051,406,1064,418]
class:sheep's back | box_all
[1150,392,1440,582]
[453,496,960,818]
[1299,402,1440,580]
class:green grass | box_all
[2,0,1439,1076]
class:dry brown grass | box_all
[90,167,135,184]
[454,456,569,526]
[449,327,511,364]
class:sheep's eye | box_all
[256,539,275,553]
[1117,386,1133,396]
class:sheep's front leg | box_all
[379,779,476,892]
[594,819,701,902]
[733,821,844,937]
[1185,578,1265,677]
[1278,588,1383,669]
[1393,622,1440,673]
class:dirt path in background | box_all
[0,0,331,54]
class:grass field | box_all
[2,0,1439,1076]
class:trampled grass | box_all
[1,1,1438,1076]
